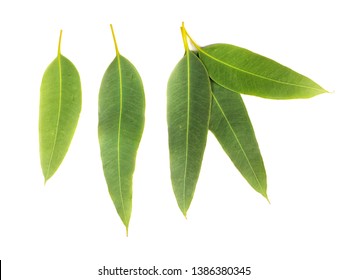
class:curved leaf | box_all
[209,82,267,199]
[98,27,145,234]
[39,31,82,182]
[167,51,211,216]
[198,43,327,99]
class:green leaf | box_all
[167,50,211,216]
[198,43,327,99]
[98,25,145,234]
[209,82,268,199]
[39,30,82,183]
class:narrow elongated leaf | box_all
[98,26,145,234]
[39,31,82,182]
[209,82,267,199]
[198,43,327,99]
[167,51,211,216]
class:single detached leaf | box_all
[39,31,82,182]
[209,82,267,199]
[198,43,327,99]
[98,26,145,234]
[167,50,211,216]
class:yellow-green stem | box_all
[57,30,62,57]
[180,22,189,52]
[110,24,120,56]
[182,25,201,52]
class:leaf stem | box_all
[110,24,120,56]
[181,24,201,51]
[180,22,189,52]
[57,30,62,57]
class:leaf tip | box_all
[263,192,271,204]
[43,173,50,185]
[178,205,188,219]
[181,206,189,219]
[314,85,330,97]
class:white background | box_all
[0,0,346,279]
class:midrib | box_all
[45,56,63,180]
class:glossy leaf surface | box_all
[167,51,211,216]
[98,52,145,233]
[39,31,82,182]
[209,82,267,199]
[198,43,327,99]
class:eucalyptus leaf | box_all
[198,43,327,99]
[167,50,211,216]
[98,26,145,234]
[39,31,82,183]
[209,82,267,199]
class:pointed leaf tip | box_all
[266,196,271,204]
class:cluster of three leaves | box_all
[167,24,327,217]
